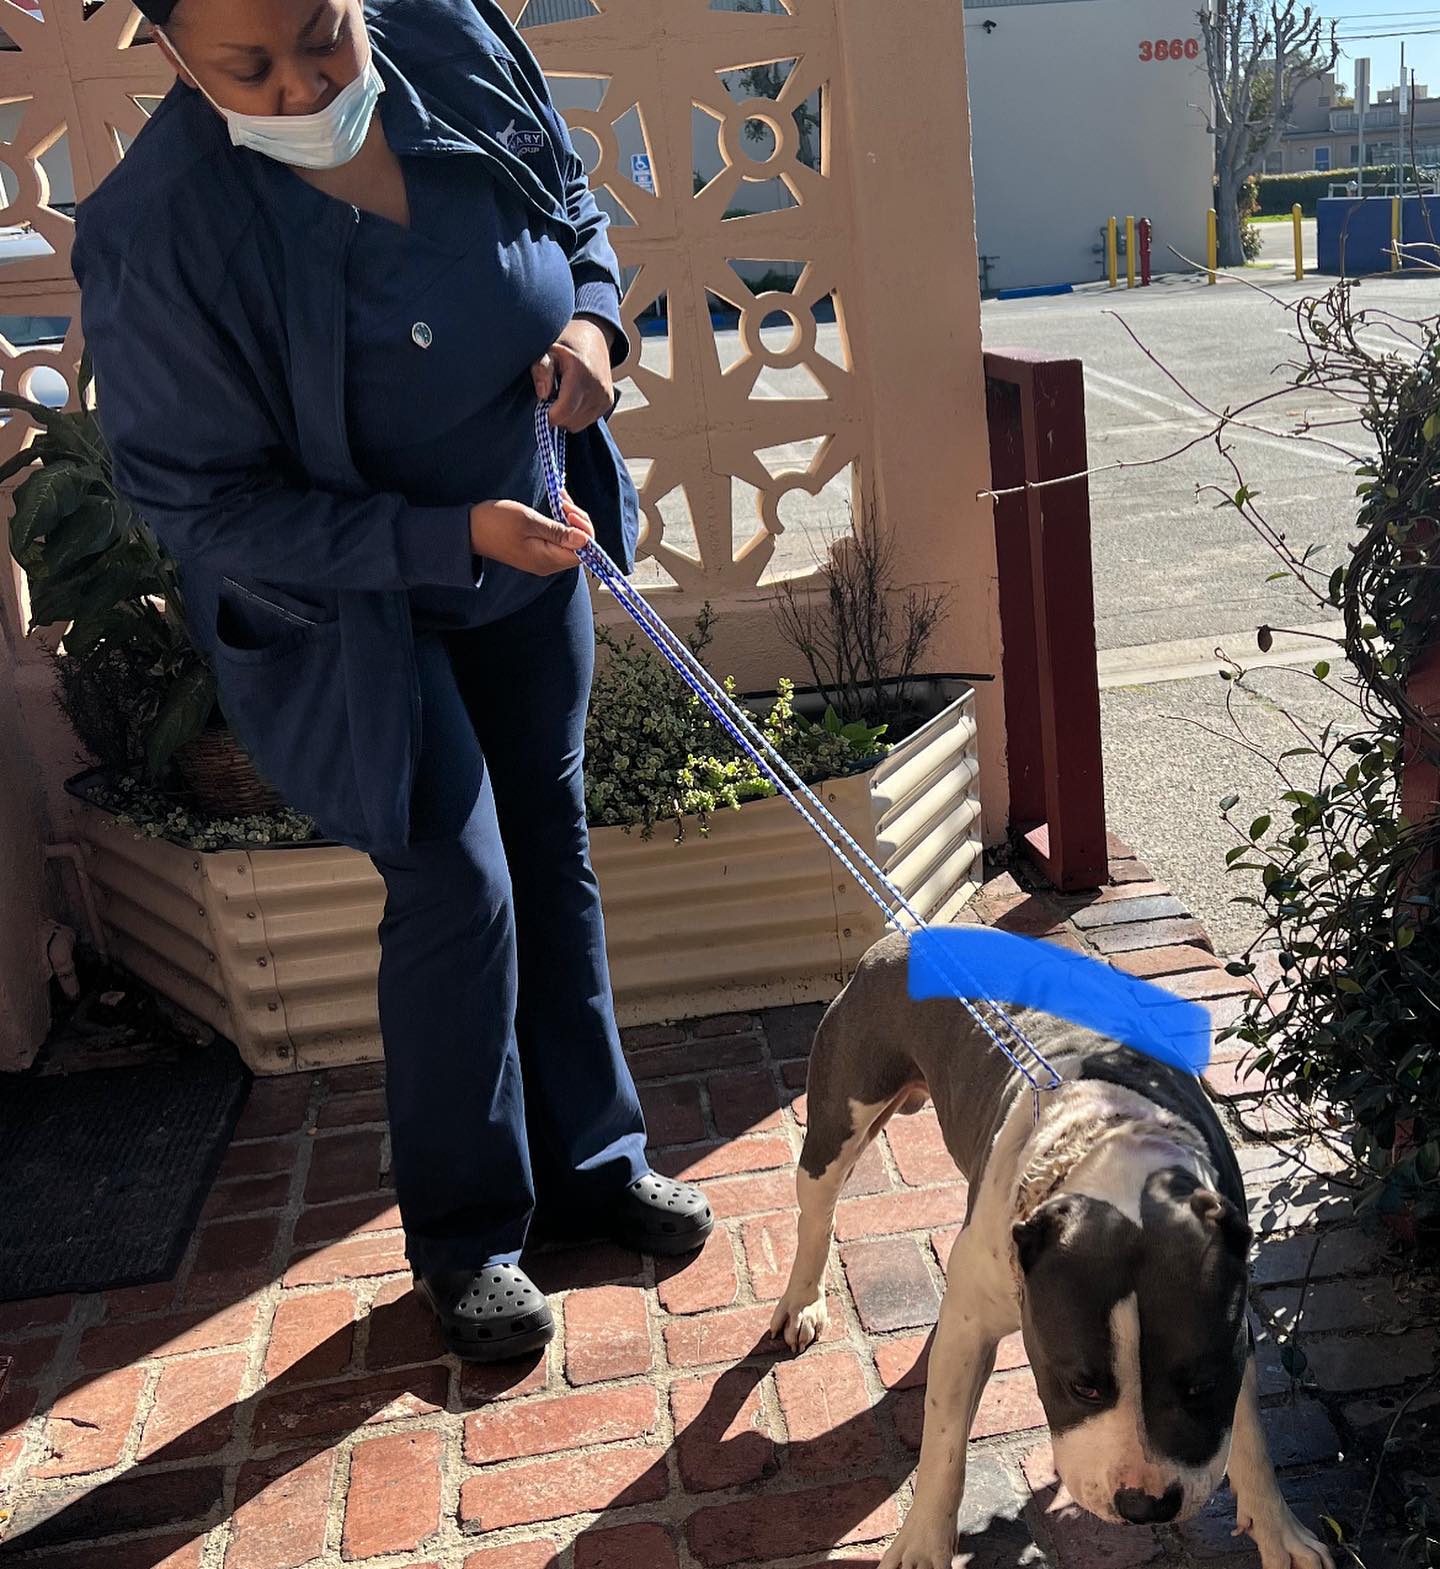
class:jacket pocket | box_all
[216,577,335,663]
[211,611,367,844]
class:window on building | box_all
[1314,147,1332,170]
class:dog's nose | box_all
[1114,1485,1183,1524]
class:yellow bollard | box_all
[1293,203,1304,280]
[1125,215,1136,289]
[1108,216,1119,289]
[1393,195,1403,270]
[1207,207,1217,284]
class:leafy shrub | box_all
[1218,281,1440,1244]
[50,640,161,777]
[585,604,888,838]
[1241,175,1264,262]
[75,605,889,849]
[1257,165,1412,217]
[3,363,218,782]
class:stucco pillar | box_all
[832,0,1010,844]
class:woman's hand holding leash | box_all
[531,316,615,431]
[468,495,594,576]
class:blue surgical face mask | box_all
[163,29,384,171]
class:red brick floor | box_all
[0,848,1426,1567]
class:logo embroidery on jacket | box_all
[497,118,547,155]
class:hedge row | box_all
[1256,166,1419,217]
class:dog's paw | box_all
[1236,1501,1335,1569]
[770,1287,828,1352]
[879,1512,957,1569]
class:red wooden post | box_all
[984,350,1108,892]
[1400,645,1440,894]
[1138,218,1153,286]
[1397,522,1440,897]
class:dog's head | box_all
[1013,1162,1251,1526]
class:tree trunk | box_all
[1216,164,1247,267]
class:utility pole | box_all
[1356,56,1370,196]
[1273,6,1285,170]
[1399,41,1408,199]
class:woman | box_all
[73,0,711,1362]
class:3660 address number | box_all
[1140,38,1200,60]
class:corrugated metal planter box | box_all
[74,681,982,1074]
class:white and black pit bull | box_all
[771,932,1334,1569]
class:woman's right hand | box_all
[468,497,594,576]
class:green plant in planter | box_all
[88,774,317,853]
[585,604,889,839]
[2,360,217,780]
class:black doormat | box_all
[0,1051,251,1303]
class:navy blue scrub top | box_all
[342,151,576,629]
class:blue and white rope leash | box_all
[534,402,1063,1101]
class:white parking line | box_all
[1084,375,1171,422]
[1355,330,1421,362]
[1280,321,1420,364]
[1087,368,1356,470]
[1087,368,1203,421]
[1094,419,1210,438]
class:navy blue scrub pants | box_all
[370,568,648,1276]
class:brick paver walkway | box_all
[0,842,1431,1568]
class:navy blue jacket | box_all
[72,0,639,853]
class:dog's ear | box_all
[1012,1195,1076,1274]
[1190,1189,1253,1258]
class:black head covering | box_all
[135,0,179,22]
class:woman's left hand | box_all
[531,318,615,432]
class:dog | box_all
[770,932,1334,1569]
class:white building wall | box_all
[965,0,1213,292]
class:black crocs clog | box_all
[415,1264,554,1362]
[606,1171,713,1257]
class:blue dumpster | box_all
[1317,194,1440,275]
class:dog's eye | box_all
[1069,1380,1104,1405]
[1185,1379,1216,1401]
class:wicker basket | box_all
[175,727,287,816]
